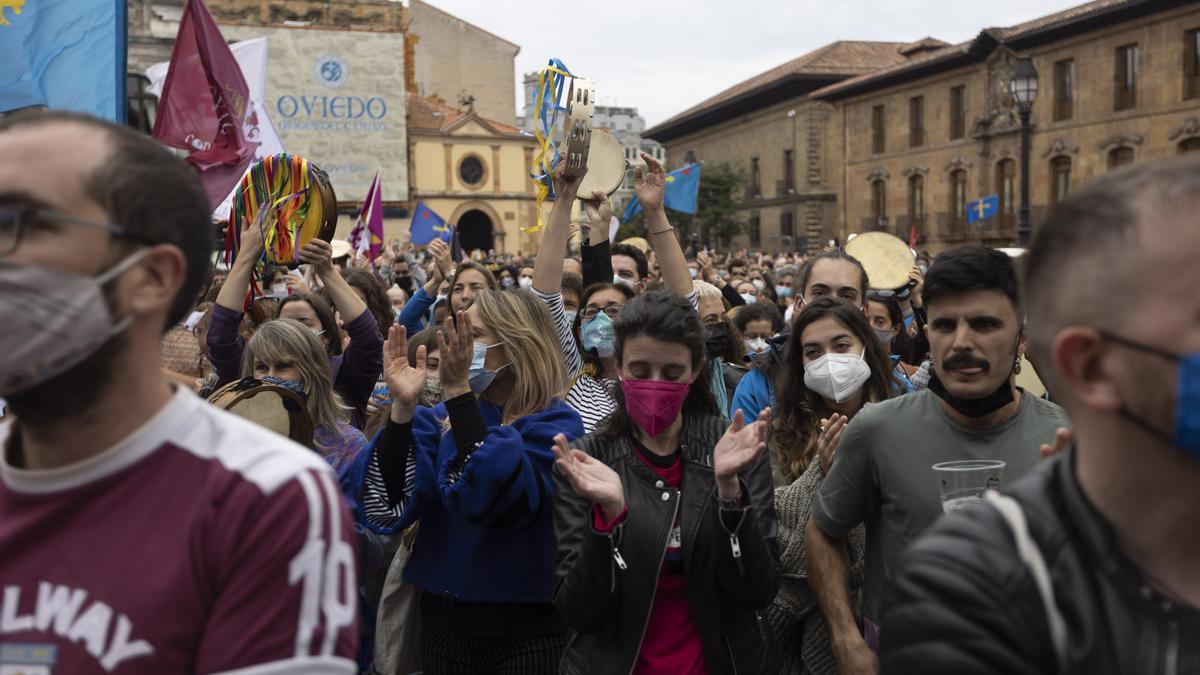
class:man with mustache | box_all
[803,245,1068,675]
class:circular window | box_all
[459,156,485,187]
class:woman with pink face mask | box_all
[552,291,781,675]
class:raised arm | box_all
[636,153,692,296]
[532,164,585,294]
[298,239,368,322]
[215,211,266,313]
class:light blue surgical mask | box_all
[469,341,507,393]
[581,311,615,358]
[1100,331,1200,458]
[564,310,578,325]
[776,286,793,300]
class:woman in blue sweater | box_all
[361,287,583,673]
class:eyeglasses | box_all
[0,204,155,257]
[580,305,622,321]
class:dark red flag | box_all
[153,0,257,208]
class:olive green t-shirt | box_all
[811,388,1068,622]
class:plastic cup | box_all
[932,460,1006,513]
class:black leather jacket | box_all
[553,413,781,675]
[881,448,1200,674]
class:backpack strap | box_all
[985,490,1069,674]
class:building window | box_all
[458,155,486,188]
[749,214,761,248]
[126,74,157,134]
[1107,146,1135,170]
[783,149,795,192]
[871,179,887,227]
[781,211,795,240]
[996,159,1016,229]
[871,104,885,154]
[908,175,925,234]
[949,85,965,140]
[1050,156,1072,203]
[1185,28,1200,100]
[750,157,761,197]
[1179,137,1200,154]
[1114,43,1139,111]
[909,96,924,147]
[1054,59,1075,121]
[950,169,967,226]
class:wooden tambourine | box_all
[845,231,915,290]
[228,153,338,268]
[207,378,315,448]
[560,77,595,180]
[576,130,628,198]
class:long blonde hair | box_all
[473,289,567,424]
[241,318,350,445]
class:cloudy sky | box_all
[418,0,1085,127]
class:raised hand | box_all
[713,407,771,500]
[817,413,848,474]
[697,250,718,283]
[235,206,271,265]
[582,190,612,225]
[553,434,625,522]
[436,310,474,398]
[634,152,666,212]
[384,324,427,423]
[298,239,335,277]
[552,155,587,200]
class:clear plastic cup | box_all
[932,460,1006,513]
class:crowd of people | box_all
[0,109,1196,675]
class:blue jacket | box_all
[397,286,436,336]
[402,398,583,602]
[731,367,775,421]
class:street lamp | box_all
[1009,57,1038,247]
[786,109,798,255]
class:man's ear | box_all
[1051,327,1122,413]
[125,244,187,319]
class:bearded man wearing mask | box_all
[0,112,357,671]
[804,245,1069,675]
[881,157,1200,674]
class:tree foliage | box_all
[693,162,747,250]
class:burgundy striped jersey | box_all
[0,387,358,674]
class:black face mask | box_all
[927,372,1015,418]
[394,275,413,291]
[705,322,730,360]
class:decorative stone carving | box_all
[1040,138,1080,159]
[901,165,929,178]
[970,49,1021,138]
[866,167,890,183]
[944,154,973,173]
[1097,133,1144,151]
[1168,117,1200,141]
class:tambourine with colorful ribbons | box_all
[226,153,338,268]
[527,58,590,234]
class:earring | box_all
[1013,359,1022,375]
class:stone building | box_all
[408,0,520,126]
[813,0,1200,253]
[644,41,926,252]
[408,95,541,255]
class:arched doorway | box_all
[457,209,494,254]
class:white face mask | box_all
[688,268,699,279]
[564,310,578,325]
[613,274,635,290]
[740,292,757,305]
[803,350,872,403]
[0,250,149,396]
[518,277,534,289]
[744,337,768,354]
[752,279,765,291]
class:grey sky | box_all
[419,0,1086,127]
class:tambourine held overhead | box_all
[845,231,915,290]
[560,77,595,180]
[207,377,316,449]
[576,130,628,199]
[228,153,338,268]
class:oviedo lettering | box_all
[275,94,389,132]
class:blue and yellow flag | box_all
[966,194,1000,224]
[410,201,452,246]
[0,0,127,121]
[622,163,703,222]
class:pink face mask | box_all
[620,378,691,438]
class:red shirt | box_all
[0,387,358,674]
[631,441,706,675]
